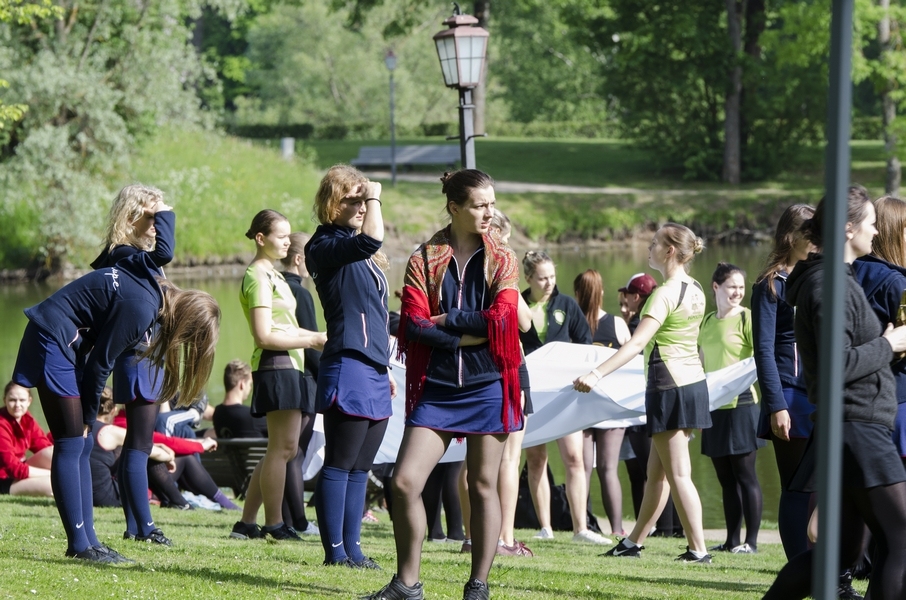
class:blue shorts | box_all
[13,321,80,398]
[316,351,392,420]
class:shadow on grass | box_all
[503,573,768,598]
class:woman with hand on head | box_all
[230,210,327,542]
[574,269,631,537]
[751,204,815,560]
[0,382,53,497]
[574,223,711,563]
[366,169,522,600]
[91,183,176,546]
[305,166,394,569]
[698,263,764,555]
[12,251,220,563]
[763,186,906,600]
[520,251,606,545]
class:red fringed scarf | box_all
[396,226,523,432]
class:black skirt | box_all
[701,401,766,458]
[645,379,711,436]
[790,421,906,492]
[251,368,308,417]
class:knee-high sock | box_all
[120,448,154,536]
[52,437,90,553]
[316,466,350,562]
[80,435,100,546]
[343,470,368,562]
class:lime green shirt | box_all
[698,307,758,409]
[640,275,706,390]
[529,300,549,343]
[240,263,304,372]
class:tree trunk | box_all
[723,0,744,184]
[879,0,900,195]
[739,0,765,160]
[473,1,489,135]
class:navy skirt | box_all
[407,379,523,435]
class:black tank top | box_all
[592,313,623,349]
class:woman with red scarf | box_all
[365,170,522,600]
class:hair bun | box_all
[692,237,705,254]
[244,229,256,240]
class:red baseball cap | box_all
[618,273,657,296]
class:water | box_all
[0,243,779,530]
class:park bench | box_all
[199,437,268,499]
[350,144,460,169]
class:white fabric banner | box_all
[372,341,757,465]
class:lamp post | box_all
[432,4,489,170]
[384,50,398,186]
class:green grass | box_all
[0,496,808,599]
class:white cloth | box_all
[372,341,757,464]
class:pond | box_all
[0,242,780,530]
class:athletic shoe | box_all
[324,557,358,568]
[838,570,864,600]
[262,523,302,541]
[675,549,713,563]
[163,502,193,511]
[355,556,382,570]
[230,521,264,540]
[496,540,534,557]
[460,539,472,554]
[572,529,611,545]
[362,575,425,600]
[533,527,554,540]
[297,522,320,536]
[123,531,136,541]
[96,544,135,564]
[462,578,490,600]
[65,546,120,564]
[708,543,730,552]
[135,528,172,546]
[730,543,756,554]
[601,538,642,558]
[362,510,380,523]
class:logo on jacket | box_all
[553,309,566,325]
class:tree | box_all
[0,0,239,270]
[0,0,61,129]
[723,0,744,184]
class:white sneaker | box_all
[533,527,554,540]
[298,522,320,535]
[572,530,612,545]
[182,491,222,511]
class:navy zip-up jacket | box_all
[853,253,906,404]
[24,252,164,425]
[519,286,592,356]
[89,210,175,272]
[305,224,390,365]
[751,274,807,415]
[403,246,502,388]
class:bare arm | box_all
[96,423,127,451]
[574,316,660,392]
[150,443,175,463]
[250,307,327,351]
[361,181,384,242]
[517,293,532,333]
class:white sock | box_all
[689,549,707,559]
[621,538,639,548]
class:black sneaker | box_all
[96,544,135,564]
[362,575,425,600]
[230,521,264,540]
[135,528,172,546]
[123,531,136,541]
[65,546,120,564]
[324,557,358,568]
[708,543,729,552]
[675,549,712,563]
[355,556,382,570]
[462,578,489,600]
[262,522,302,541]
[838,570,864,600]
[601,538,642,558]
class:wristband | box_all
[366,197,382,205]
[591,368,604,381]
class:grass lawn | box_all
[0,496,814,599]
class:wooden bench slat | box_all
[351,144,460,167]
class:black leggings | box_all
[37,382,84,439]
[625,425,681,534]
[283,412,315,529]
[763,482,906,600]
[170,455,220,500]
[322,407,388,471]
[122,401,158,454]
[771,434,811,559]
[147,460,188,507]
[423,461,465,541]
[711,451,762,548]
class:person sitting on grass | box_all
[0,382,53,498]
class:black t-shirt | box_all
[213,404,268,438]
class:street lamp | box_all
[384,49,398,186]
[432,4,489,170]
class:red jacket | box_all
[0,408,52,480]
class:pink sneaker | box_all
[362,510,379,524]
[496,540,534,557]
